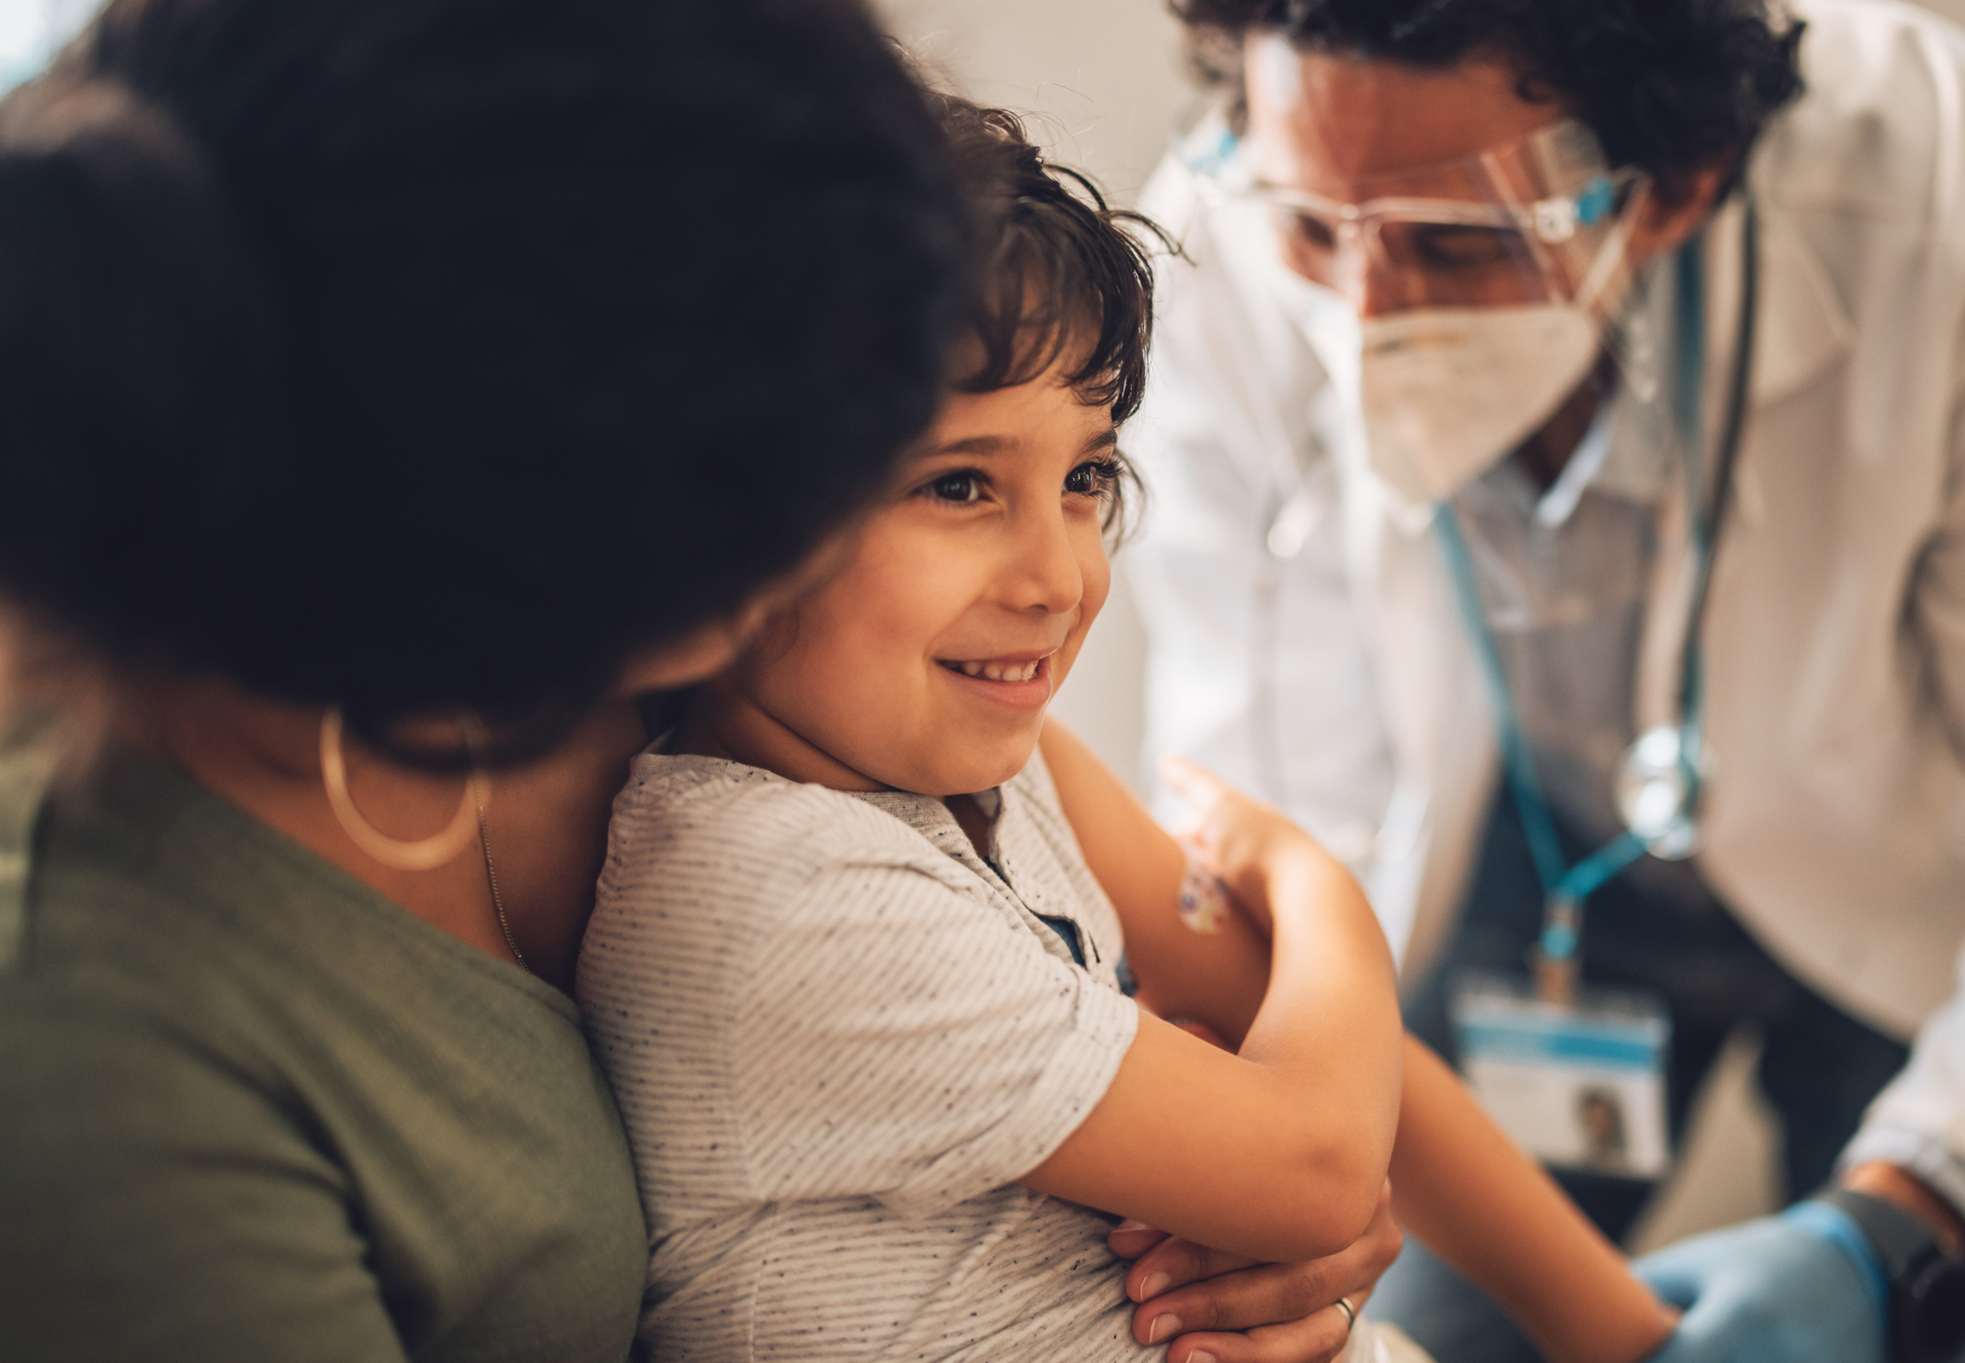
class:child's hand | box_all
[1161,757,1347,935]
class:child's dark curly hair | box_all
[929,94,1168,533]
[1173,0,1805,200]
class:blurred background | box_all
[0,0,90,87]
[1,0,1953,1262]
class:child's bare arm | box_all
[1023,723,1405,1264]
[1041,721,1678,1363]
[1037,720,1272,1042]
[1392,1035,1677,1363]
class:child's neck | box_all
[943,794,996,862]
[674,679,998,861]
[672,679,883,791]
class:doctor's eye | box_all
[1405,222,1524,271]
[921,470,984,504]
[1288,212,1337,255]
[1065,458,1120,499]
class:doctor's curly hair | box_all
[1173,0,1805,199]
[929,94,1169,533]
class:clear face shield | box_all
[1187,119,1652,506]
[1235,120,1643,313]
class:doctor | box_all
[1130,0,1965,1359]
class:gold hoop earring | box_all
[319,706,480,871]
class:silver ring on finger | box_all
[1332,1295,1356,1336]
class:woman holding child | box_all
[0,0,964,1356]
[0,0,1694,1360]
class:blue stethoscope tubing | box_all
[1435,193,1760,980]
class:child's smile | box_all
[935,653,1048,687]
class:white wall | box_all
[0,0,93,87]
[878,0,1190,207]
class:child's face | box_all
[730,366,1116,796]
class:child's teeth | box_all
[950,658,1042,681]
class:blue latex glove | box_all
[1635,1205,1888,1363]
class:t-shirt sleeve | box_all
[731,857,1139,1219]
[0,997,412,1363]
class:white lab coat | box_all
[1128,0,1965,1182]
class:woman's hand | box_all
[1108,1183,1404,1363]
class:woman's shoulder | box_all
[12,743,570,1024]
[3,741,619,1126]
[0,744,647,1363]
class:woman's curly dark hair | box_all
[0,0,967,763]
[1173,0,1806,197]
[928,94,1169,533]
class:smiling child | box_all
[577,97,1681,1363]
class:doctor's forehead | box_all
[1242,34,1569,188]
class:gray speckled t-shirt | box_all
[578,748,1147,1361]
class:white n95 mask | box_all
[1351,304,1599,505]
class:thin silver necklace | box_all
[472,781,528,974]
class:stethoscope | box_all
[1434,195,1759,1001]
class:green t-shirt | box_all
[0,739,647,1362]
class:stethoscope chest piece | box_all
[1614,724,1710,861]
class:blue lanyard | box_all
[1435,206,1755,986]
[1433,512,1654,967]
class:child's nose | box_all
[1005,509,1085,615]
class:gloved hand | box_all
[1635,1206,1888,1363]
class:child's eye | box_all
[1065,459,1120,498]
[922,471,983,504]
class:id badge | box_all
[1449,972,1672,1179]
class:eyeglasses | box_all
[1185,118,1643,311]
